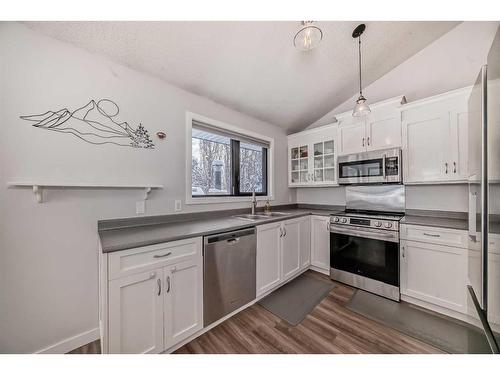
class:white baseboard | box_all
[35,327,100,354]
[309,265,329,275]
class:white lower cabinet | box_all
[400,239,467,313]
[256,216,311,297]
[108,268,164,354]
[282,218,301,281]
[299,216,311,269]
[311,215,330,272]
[106,237,203,354]
[164,258,203,349]
[256,221,282,296]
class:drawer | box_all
[400,224,468,248]
[108,237,202,280]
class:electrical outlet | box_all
[136,201,145,215]
[174,200,182,212]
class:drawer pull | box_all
[423,233,441,237]
[153,251,172,258]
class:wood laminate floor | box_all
[174,271,443,354]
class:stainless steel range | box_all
[330,185,405,301]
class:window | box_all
[189,115,270,200]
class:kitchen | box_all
[1,2,500,370]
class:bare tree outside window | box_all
[191,126,267,197]
[192,130,231,195]
[240,142,264,193]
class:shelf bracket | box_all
[33,185,42,203]
[143,187,152,200]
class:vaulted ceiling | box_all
[24,21,460,132]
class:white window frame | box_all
[185,111,275,205]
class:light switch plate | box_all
[174,200,182,212]
[136,201,145,215]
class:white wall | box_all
[296,21,499,211]
[309,21,500,127]
[0,22,294,353]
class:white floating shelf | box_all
[7,182,163,203]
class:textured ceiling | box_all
[24,21,460,132]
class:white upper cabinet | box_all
[401,87,471,184]
[336,96,405,156]
[337,118,366,155]
[287,124,337,187]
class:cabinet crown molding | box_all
[399,85,473,111]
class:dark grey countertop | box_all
[400,209,468,231]
[98,204,344,253]
[401,215,469,231]
[99,206,500,253]
[401,209,500,234]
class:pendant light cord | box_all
[358,35,362,96]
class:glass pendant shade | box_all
[352,95,371,117]
[294,21,323,51]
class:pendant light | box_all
[294,21,323,51]
[352,24,371,117]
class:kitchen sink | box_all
[260,212,290,217]
[234,212,290,221]
[234,214,270,221]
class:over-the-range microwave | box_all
[337,148,402,185]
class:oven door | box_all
[337,148,401,184]
[330,224,399,287]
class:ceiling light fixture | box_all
[293,21,323,51]
[352,23,371,117]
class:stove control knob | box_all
[341,218,348,224]
[384,222,393,229]
[374,221,382,227]
[333,217,340,223]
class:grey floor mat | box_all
[346,289,500,354]
[258,273,334,326]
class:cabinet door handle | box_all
[453,161,457,174]
[157,278,161,296]
[166,276,171,293]
[445,162,448,174]
[367,137,370,146]
[284,228,287,237]
[153,252,172,258]
[423,232,441,237]
[402,246,405,258]
[362,137,365,147]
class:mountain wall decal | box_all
[20,99,155,149]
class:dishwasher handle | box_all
[204,228,255,244]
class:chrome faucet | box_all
[251,190,257,215]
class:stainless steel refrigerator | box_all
[467,25,500,354]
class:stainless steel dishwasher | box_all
[203,227,256,327]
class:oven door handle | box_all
[330,224,399,243]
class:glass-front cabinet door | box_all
[288,124,337,187]
[290,145,309,184]
[313,140,335,183]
